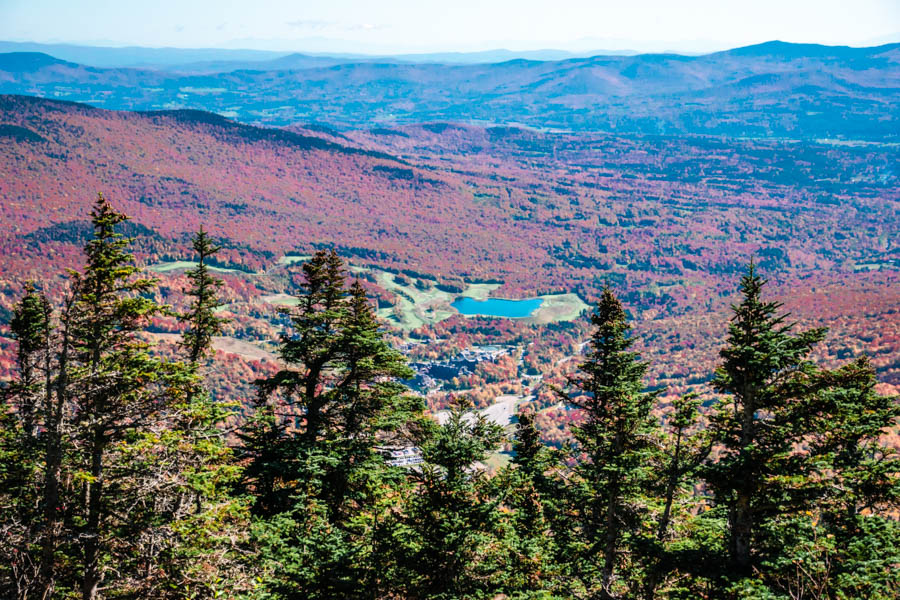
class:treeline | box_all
[1,195,899,600]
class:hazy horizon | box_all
[2,0,899,56]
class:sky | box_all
[2,0,899,54]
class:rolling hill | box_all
[0,95,897,401]
[1,41,899,138]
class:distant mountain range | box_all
[1,41,898,139]
[0,41,637,69]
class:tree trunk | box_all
[643,429,684,600]
[39,308,69,600]
[38,399,63,600]
[731,495,752,571]
[731,397,755,571]
[657,429,682,541]
[81,426,105,600]
[304,361,324,443]
[598,475,620,599]
[600,432,623,599]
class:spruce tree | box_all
[63,194,192,599]
[388,399,505,599]
[244,251,423,598]
[559,287,661,599]
[179,227,229,365]
[642,393,707,600]
[0,284,53,599]
[512,411,544,475]
[323,281,416,515]
[703,262,829,580]
[242,249,350,517]
[501,411,565,595]
[8,283,52,441]
[3,194,214,599]
[809,357,900,598]
[813,357,900,533]
[145,228,250,597]
[254,249,348,448]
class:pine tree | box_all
[179,227,229,365]
[0,284,53,599]
[387,399,505,599]
[244,251,424,598]
[63,194,192,599]
[703,262,829,580]
[559,287,661,599]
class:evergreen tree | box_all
[703,262,829,582]
[512,411,544,475]
[807,357,900,599]
[387,399,505,599]
[241,249,354,517]
[6,202,900,598]
[8,283,52,441]
[0,403,38,599]
[2,195,223,599]
[813,357,900,535]
[558,288,661,599]
[140,228,251,598]
[501,411,565,596]
[322,281,418,514]
[0,284,53,599]
[654,394,702,544]
[641,393,708,600]
[244,251,423,598]
[65,194,193,599]
[237,402,294,518]
[179,227,229,365]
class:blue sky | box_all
[2,0,899,54]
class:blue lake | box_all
[451,296,543,318]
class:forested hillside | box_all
[1,94,897,419]
[1,198,898,599]
[2,41,900,138]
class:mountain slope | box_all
[1,42,898,138]
[1,94,896,293]
[0,94,897,393]
[0,94,554,285]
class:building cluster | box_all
[377,446,424,468]
[406,345,511,391]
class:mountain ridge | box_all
[1,41,898,139]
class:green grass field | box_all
[219,256,588,331]
[373,271,465,330]
[527,293,590,324]
[277,255,313,266]
[147,261,248,274]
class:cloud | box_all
[346,23,387,32]
[285,19,387,33]
[286,19,333,30]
